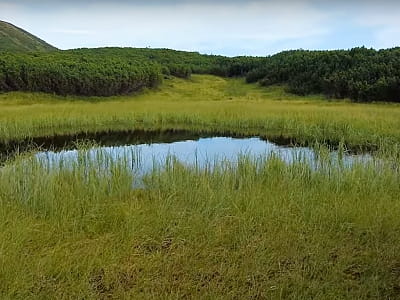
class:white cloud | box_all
[50,29,94,35]
[1,0,330,54]
[351,3,400,49]
[1,0,399,54]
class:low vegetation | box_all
[1,145,400,299]
[1,76,399,150]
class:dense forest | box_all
[0,51,163,96]
[246,47,400,102]
[70,48,266,78]
[0,47,399,101]
[0,48,265,96]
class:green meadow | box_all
[1,75,400,299]
[1,75,400,148]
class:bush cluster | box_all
[246,47,400,102]
[1,46,400,101]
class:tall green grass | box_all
[0,75,400,149]
[1,147,399,299]
[1,74,400,299]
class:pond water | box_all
[34,135,369,177]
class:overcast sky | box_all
[1,0,399,56]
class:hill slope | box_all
[0,20,57,52]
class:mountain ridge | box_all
[0,20,57,52]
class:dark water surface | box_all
[33,134,369,176]
[0,130,371,174]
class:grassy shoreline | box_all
[1,75,400,149]
[1,149,400,299]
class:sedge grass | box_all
[1,75,400,298]
[0,147,400,299]
[0,75,399,149]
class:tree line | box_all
[1,47,399,101]
[0,51,163,96]
[0,47,265,96]
[246,47,400,102]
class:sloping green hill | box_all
[0,20,57,52]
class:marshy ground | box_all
[1,75,400,299]
[1,75,399,147]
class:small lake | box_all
[34,135,370,177]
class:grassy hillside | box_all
[0,20,57,52]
